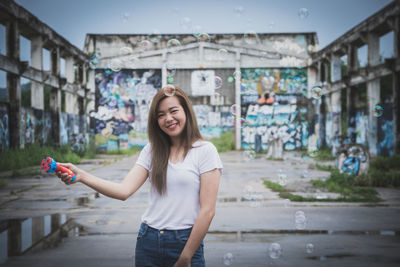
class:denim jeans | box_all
[135,222,205,267]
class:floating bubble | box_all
[92,52,101,58]
[231,104,239,116]
[163,85,176,96]
[311,86,322,99]
[306,243,314,253]
[244,30,258,45]
[217,49,228,61]
[121,12,130,23]
[119,46,133,55]
[214,92,220,97]
[127,55,140,63]
[140,40,152,52]
[243,149,256,161]
[301,169,309,179]
[308,147,318,158]
[179,17,192,30]
[166,62,176,77]
[373,105,384,117]
[278,173,287,186]
[227,76,234,83]
[166,38,182,53]
[197,33,211,42]
[192,25,203,38]
[295,211,307,230]
[284,199,290,208]
[268,243,282,259]
[223,252,234,265]
[234,6,244,17]
[104,64,113,74]
[233,71,241,80]
[268,21,275,29]
[110,59,122,72]
[167,77,174,84]
[148,30,161,43]
[89,58,98,70]
[298,8,309,19]
[215,76,223,89]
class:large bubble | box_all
[268,243,282,259]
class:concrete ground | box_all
[0,151,399,266]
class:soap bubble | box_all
[244,30,258,45]
[298,8,309,19]
[197,33,211,42]
[234,6,244,17]
[233,71,241,80]
[268,243,282,259]
[223,252,234,265]
[89,58,98,70]
[166,39,182,53]
[311,86,322,99]
[179,17,192,31]
[243,149,256,161]
[217,49,228,61]
[373,105,384,117]
[163,85,176,96]
[140,40,152,52]
[306,243,314,253]
[231,104,239,116]
[215,76,223,89]
[104,64,113,74]
[295,211,307,230]
[119,46,133,56]
[110,59,122,72]
[167,77,174,84]
[166,62,176,77]
[308,147,318,158]
[278,173,287,186]
[227,76,234,83]
[301,169,309,179]
[148,30,161,43]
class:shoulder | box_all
[192,140,218,153]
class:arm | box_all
[174,168,221,266]
[57,163,148,201]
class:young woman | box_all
[56,86,223,267]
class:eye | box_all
[171,109,178,113]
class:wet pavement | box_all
[0,151,399,266]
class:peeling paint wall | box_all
[240,68,308,150]
[90,69,161,150]
[0,105,9,151]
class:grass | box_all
[263,171,381,202]
[210,132,235,152]
[355,154,400,188]
[105,145,143,157]
[0,143,81,173]
[0,179,6,188]
[308,163,335,172]
[311,170,381,202]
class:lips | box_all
[166,123,178,129]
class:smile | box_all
[166,123,178,129]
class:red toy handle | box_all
[56,165,75,177]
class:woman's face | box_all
[157,96,187,139]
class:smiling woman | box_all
[54,85,223,267]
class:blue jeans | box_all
[135,222,205,267]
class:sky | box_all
[12,0,394,51]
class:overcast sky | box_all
[13,0,393,51]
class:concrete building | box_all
[0,0,92,152]
[0,0,398,159]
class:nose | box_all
[165,113,174,122]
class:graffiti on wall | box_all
[378,103,394,156]
[91,69,161,150]
[0,105,9,151]
[193,105,234,139]
[240,68,308,150]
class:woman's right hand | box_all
[55,163,83,185]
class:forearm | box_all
[180,209,214,260]
[80,170,128,200]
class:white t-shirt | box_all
[136,140,223,230]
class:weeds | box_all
[210,132,235,152]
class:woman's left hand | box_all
[173,257,190,267]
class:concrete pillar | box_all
[347,44,357,72]
[6,20,22,149]
[161,56,167,88]
[319,95,327,147]
[331,54,341,82]
[51,47,60,76]
[367,79,380,156]
[347,86,356,142]
[367,33,380,66]
[50,87,61,145]
[234,51,241,150]
[31,36,44,110]
[331,90,341,155]
[65,92,78,115]
[65,56,75,84]
[393,15,400,153]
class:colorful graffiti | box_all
[0,105,9,151]
[91,69,161,150]
[193,105,234,139]
[240,68,308,150]
[337,143,369,176]
[377,103,394,156]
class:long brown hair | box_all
[147,86,202,195]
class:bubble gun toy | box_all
[41,156,76,182]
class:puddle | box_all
[307,253,356,260]
[66,192,100,206]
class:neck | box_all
[170,136,183,148]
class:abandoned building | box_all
[0,0,399,158]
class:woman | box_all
[56,86,223,267]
